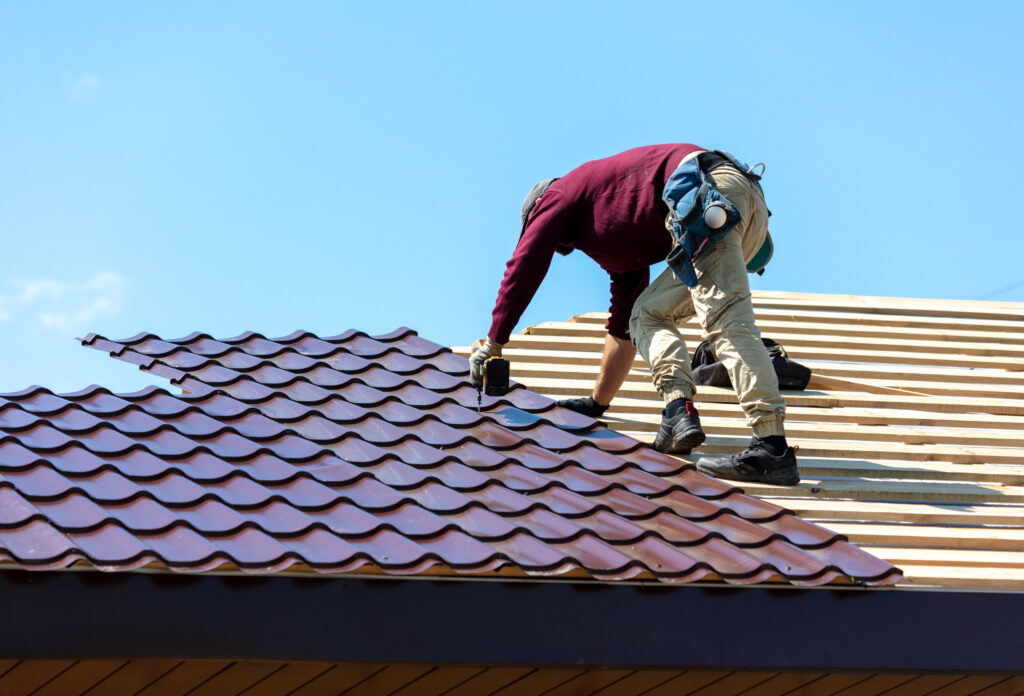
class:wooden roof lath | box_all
[457,290,1024,591]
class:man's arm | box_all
[557,269,647,416]
[487,191,573,344]
[593,332,636,405]
[556,332,635,417]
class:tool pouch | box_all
[663,151,761,287]
[691,338,812,391]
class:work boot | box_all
[652,399,706,454]
[697,437,800,486]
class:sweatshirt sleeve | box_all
[488,191,573,344]
[606,268,649,340]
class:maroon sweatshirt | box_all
[488,143,703,344]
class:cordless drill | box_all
[476,356,511,411]
[482,357,510,397]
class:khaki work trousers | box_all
[628,166,786,438]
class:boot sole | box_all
[696,460,800,486]
[654,428,707,455]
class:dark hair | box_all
[520,178,573,256]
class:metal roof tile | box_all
[0,487,38,527]
[0,328,901,586]
[0,519,78,565]
[67,523,151,565]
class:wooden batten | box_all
[474,290,1024,591]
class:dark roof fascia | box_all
[2,569,1022,673]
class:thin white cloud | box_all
[64,72,103,104]
[1,272,126,332]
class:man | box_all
[470,144,799,485]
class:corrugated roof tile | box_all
[0,328,902,586]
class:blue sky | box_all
[1,2,1022,393]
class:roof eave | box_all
[3,569,1021,673]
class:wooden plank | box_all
[619,431,1024,467]
[747,293,1024,321]
[866,674,967,696]
[732,477,1023,505]
[526,321,1024,357]
[32,660,125,696]
[732,671,828,695]
[751,290,1024,309]
[727,457,1024,486]
[133,660,233,696]
[504,333,1024,371]
[822,523,1024,551]
[537,669,634,696]
[388,666,486,696]
[338,663,433,696]
[690,671,778,695]
[79,659,181,696]
[503,351,1024,398]
[571,312,1024,345]
[971,675,1024,695]
[807,375,933,397]
[923,674,1016,696]
[513,375,1024,416]
[488,667,585,695]
[589,669,681,695]
[439,667,534,696]
[612,412,1024,452]
[233,661,334,696]
[884,564,1024,590]
[512,360,1024,400]
[770,499,1024,527]
[829,673,930,695]
[640,671,735,696]
[603,398,1024,432]
[183,661,281,696]
[0,660,76,696]
[799,360,1024,387]
[810,375,1024,401]
[573,305,1024,330]
[287,663,387,696]
[868,547,1024,569]
[513,359,1024,401]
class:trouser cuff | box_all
[752,419,786,438]
[662,388,693,405]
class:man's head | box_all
[520,178,573,256]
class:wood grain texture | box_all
[494,291,1024,590]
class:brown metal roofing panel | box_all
[0,328,900,586]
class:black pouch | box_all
[691,338,811,391]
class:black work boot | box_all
[697,437,800,486]
[652,399,706,454]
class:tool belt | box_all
[691,338,812,391]
[662,150,769,287]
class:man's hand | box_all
[556,396,609,418]
[469,338,504,388]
